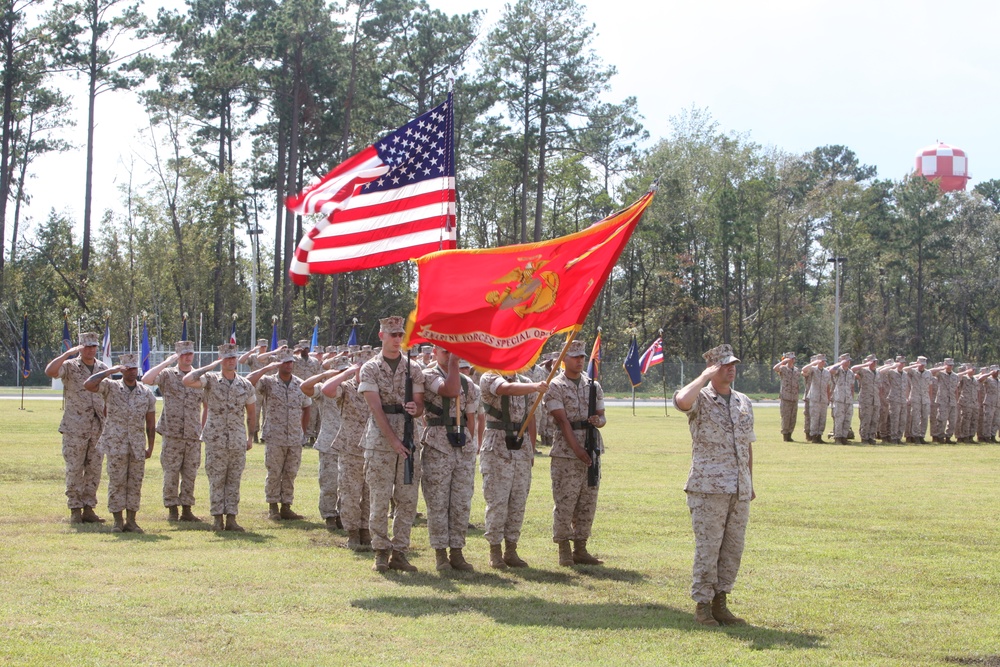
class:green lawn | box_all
[1,401,999,666]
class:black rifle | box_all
[445,375,468,447]
[402,350,415,484]
[585,376,600,487]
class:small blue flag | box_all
[310,320,319,350]
[270,320,279,351]
[347,323,358,347]
[141,320,151,373]
[623,334,642,387]
[181,315,188,341]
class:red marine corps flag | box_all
[286,93,456,285]
[405,190,656,373]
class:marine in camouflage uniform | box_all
[143,340,205,521]
[240,339,272,443]
[324,353,372,551]
[45,332,109,524]
[292,341,322,444]
[420,347,481,571]
[802,356,815,441]
[983,366,1000,443]
[802,355,830,443]
[851,355,880,445]
[904,357,932,443]
[828,353,854,444]
[479,369,546,569]
[184,344,257,532]
[931,359,960,443]
[673,344,754,627]
[772,353,799,441]
[85,354,156,533]
[358,316,426,573]
[248,351,312,520]
[302,356,349,530]
[880,356,907,444]
[544,340,606,567]
[956,364,979,443]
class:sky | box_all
[22,0,1000,234]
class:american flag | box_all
[639,336,664,374]
[287,94,456,285]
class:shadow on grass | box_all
[351,595,824,650]
[112,532,170,542]
[381,568,517,592]
[213,531,275,543]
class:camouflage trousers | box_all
[161,436,201,507]
[205,444,246,516]
[106,450,146,513]
[929,400,940,436]
[779,398,797,435]
[264,445,302,504]
[536,409,553,447]
[935,402,958,438]
[832,400,853,439]
[337,450,370,532]
[887,400,906,440]
[317,450,340,519]
[808,401,828,438]
[802,398,811,438]
[304,406,320,443]
[254,390,264,435]
[978,403,995,439]
[858,399,880,441]
[909,398,931,439]
[878,397,890,437]
[365,448,421,552]
[958,403,978,440]
[480,447,532,546]
[62,422,104,509]
[687,491,750,604]
[550,456,599,542]
[421,446,476,549]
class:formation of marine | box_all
[774,353,1000,445]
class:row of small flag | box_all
[585,331,664,388]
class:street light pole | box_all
[827,256,847,359]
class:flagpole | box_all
[517,329,580,440]
[198,312,203,367]
[660,328,668,416]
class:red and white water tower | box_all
[915,141,970,192]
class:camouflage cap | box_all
[277,350,296,363]
[458,358,471,369]
[783,351,796,360]
[917,356,928,364]
[379,316,405,334]
[991,365,999,372]
[348,345,360,353]
[703,344,740,365]
[357,345,374,362]
[334,356,351,370]
[119,353,140,369]
[275,339,288,349]
[420,344,433,354]
[175,340,195,354]
[325,345,338,354]
[864,354,877,363]
[895,355,906,363]
[566,340,588,357]
[839,353,851,362]
[312,345,324,354]
[218,343,239,359]
[815,353,827,362]
[943,358,955,365]
[257,338,268,347]
[295,339,310,350]
[79,332,100,347]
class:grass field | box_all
[1,400,999,666]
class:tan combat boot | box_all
[359,528,372,547]
[489,543,507,569]
[70,508,83,524]
[372,549,390,573]
[325,517,339,531]
[695,601,720,627]
[212,515,225,532]
[711,592,746,625]
[111,511,125,533]
[347,530,362,551]
[557,540,574,567]
[449,548,474,571]
[124,510,144,534]
[225,514,245,532]
[389,550,418,572]
[180,506,200,522]
[435,548,452,571]
[572,539,604,565]
[280,504,304,520]
[268,503,281,520]
[168,505,179,521]
[503,539,528,568]
[81,506,105,523]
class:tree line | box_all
[3,0,1000,386]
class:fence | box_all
[2,346,783,396]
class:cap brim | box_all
[720,355,740,365]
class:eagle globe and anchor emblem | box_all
[485,255,560,317]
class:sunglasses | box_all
[388,332,404,338]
